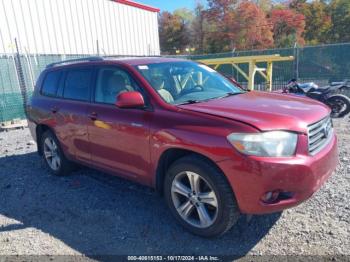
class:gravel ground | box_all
[0,118,349,258]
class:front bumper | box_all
[217,133,338,214]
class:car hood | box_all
[178,91,330,133]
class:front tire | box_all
[40,130,74,176]
[164,155,240,237]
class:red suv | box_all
[27,57,338,237]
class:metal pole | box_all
[14,38,28,117]
[294,42,299,80]
[296,46,299,80]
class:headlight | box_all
[227,131,298,157]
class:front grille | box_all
[308,115,333,155]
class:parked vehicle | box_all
[284,79,350,118]
[27,57,338,237]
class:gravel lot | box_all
[0,117,349,258]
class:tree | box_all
[290,0,332,45]
[173,8,195,53]
[233,1,274,50]
[173,8,194,23]
[205,0,238,52]
[288,0,308,11]
[329,0,350,43]
[253,0,273,12]
[304,1,331,44]
[270,8,305,47]
[158,11,190,54]
[157,0,337,53]
[191,2,207,53]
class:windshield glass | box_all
[134,61,243,105]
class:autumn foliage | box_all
[234,2,274,50]
[270,9,305,47]
[159,0,350,54]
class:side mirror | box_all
[115,91,145,109]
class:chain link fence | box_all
[187,42,350,91]
[0,53,90,122]
[1,42,350,122]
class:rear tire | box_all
[164,155,240,237]
[326,94,350,118]
[40,130,74,176]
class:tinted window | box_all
[64,69,92,101]
[42,71,62,97]
[95,67,138,104]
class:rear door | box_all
[53,66,94,162]
[32,69,63,141]
[86,65,152,181]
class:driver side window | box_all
[95,67,138,104]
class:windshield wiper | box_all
[204,92,243,101]
[176,92,244,105]
[176,99,201,105]
[223,91,244,97]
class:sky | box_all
[137,0,287,12]
[137,0,203,12]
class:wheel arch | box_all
[155,148,230,196]
[35,124,54,155]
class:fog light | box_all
[261,190,280,203]
[261,190,294,204]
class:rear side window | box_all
[41,71,62,97]
[64,69,92,101]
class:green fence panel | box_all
[187,43,350,90]
[0,54,88,122]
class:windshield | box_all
[134,61,243,105]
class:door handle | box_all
[89,112,98,120]
[51,107,59,113]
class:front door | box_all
[87,66,152,181]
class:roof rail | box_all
[46,56,104,68]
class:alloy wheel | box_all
[43,137,61,171]
[171,171,219,228]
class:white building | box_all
[0,0,160,56]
